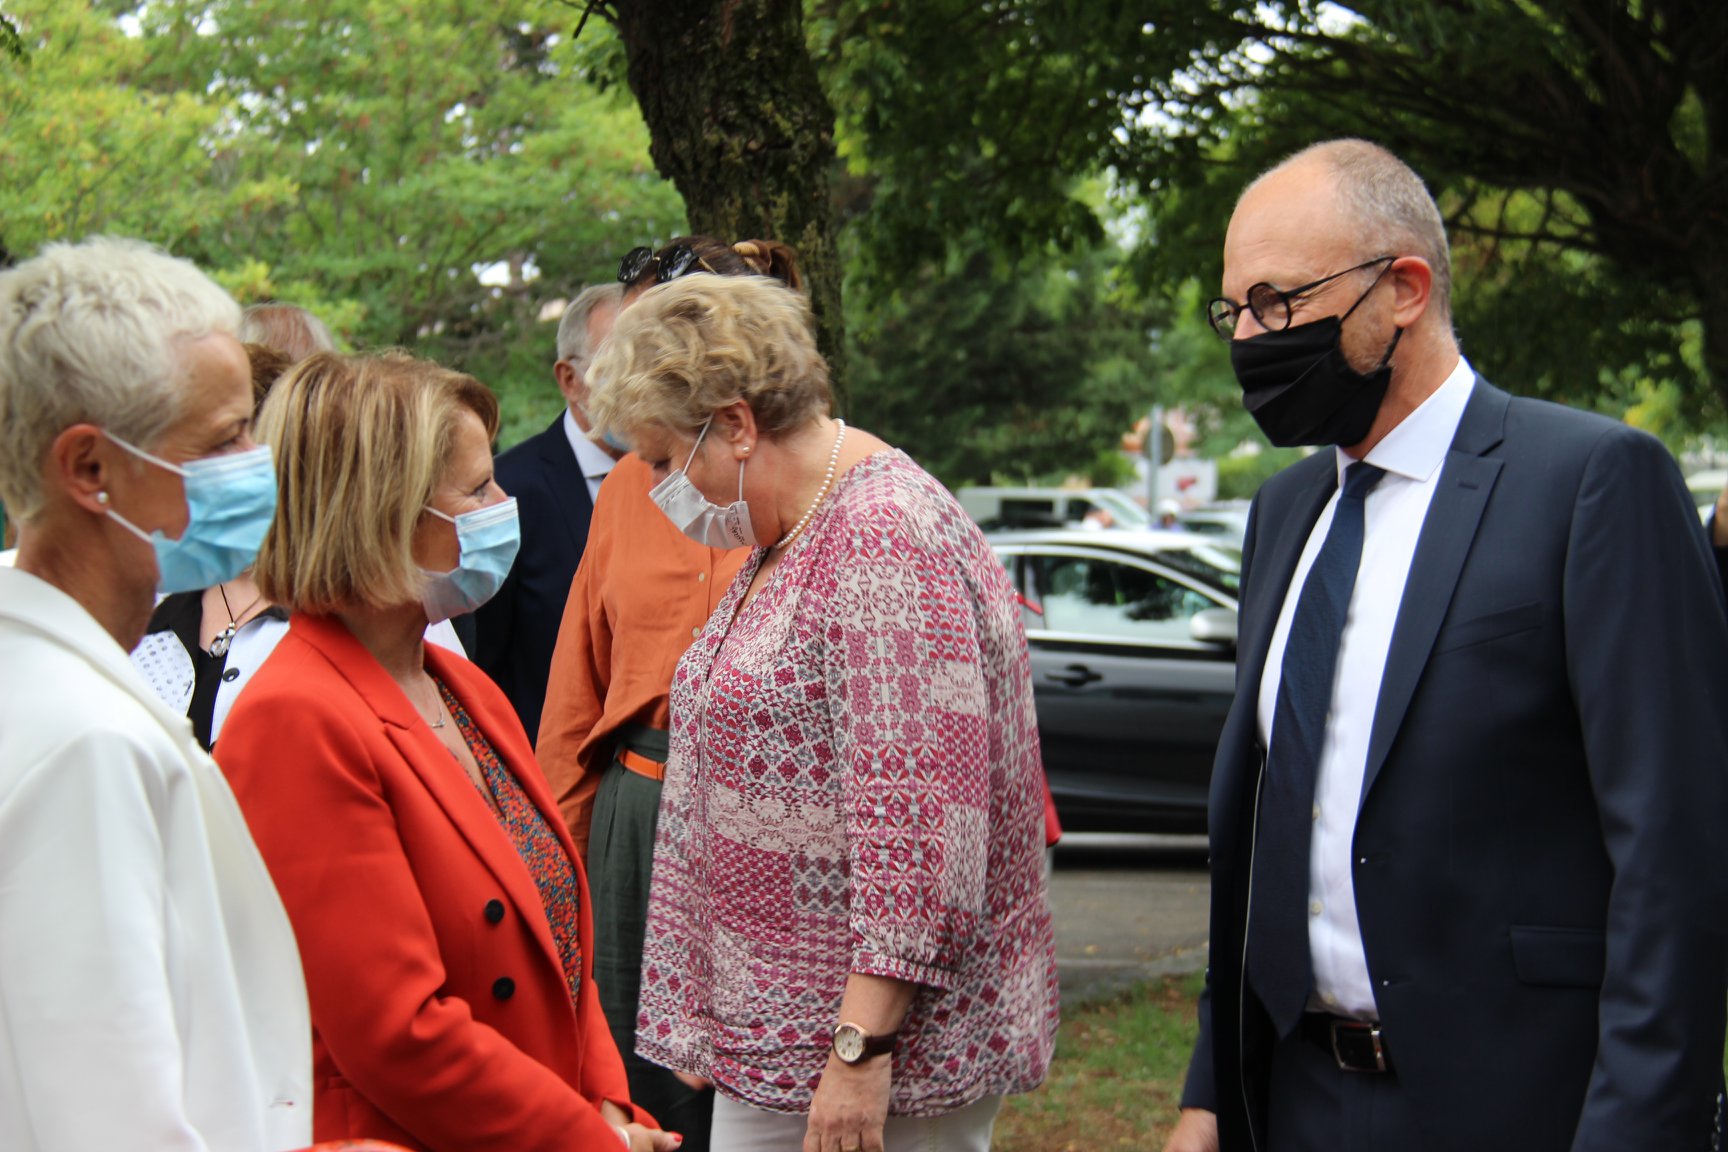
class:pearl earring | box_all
[96,491,110,505]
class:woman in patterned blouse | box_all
[585,275,1061,1152]
[216,352,677,1152]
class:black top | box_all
[144,591,288,751]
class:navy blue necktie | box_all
[1247,461,1386,1037]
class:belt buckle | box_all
[1330,1020,1387,1073]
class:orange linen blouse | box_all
[536,452,747,858]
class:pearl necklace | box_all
[774,418,846,550]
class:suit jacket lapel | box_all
[536,419,594,553]
[1360,378,1509,804]
[293,615,563,970]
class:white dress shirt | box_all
[563,408,617,504]
[1256,356,1476,1019]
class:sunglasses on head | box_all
[616,243,709,287]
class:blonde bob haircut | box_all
[253,350,499,614]
[587,274,831,442]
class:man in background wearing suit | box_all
[472,283,623,740]
[1165,139,1728,1152]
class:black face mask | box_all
[1231,314,1403,449]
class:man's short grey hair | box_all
[0,236,241,522]
[1254,138,1453,319]
[240,303,337,361]
[555,282,624,369]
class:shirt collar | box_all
[0,567,192,733]
[1335,354,1476,487]
[563,408,617,481]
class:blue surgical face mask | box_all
[420,497,521,623]
[104,432,278,595]
[648,416,757,549]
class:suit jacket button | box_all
[484,899,505,924]
[492,977,515,1000]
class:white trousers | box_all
[708,1093,1002,1152]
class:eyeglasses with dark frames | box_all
[616,243,711,288]
[1206,255,1396,339]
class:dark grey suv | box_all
[989,529,1240,834]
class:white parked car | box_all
[956,486,1150,532]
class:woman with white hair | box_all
[0,236,312,1151]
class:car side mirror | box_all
[1190,607,1238,648]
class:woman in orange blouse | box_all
[217,352,675,1152]
[536,238,796,1152]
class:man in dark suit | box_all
[1165,139,1728,1152]
[472,283,623,739]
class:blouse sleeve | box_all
[536,525,614,860]
[821,504,993,991]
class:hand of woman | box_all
[802,1053,892,1152]
[621,1122,683,1152]
[601,1100,683,1152]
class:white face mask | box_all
[647,416,757,549]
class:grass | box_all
[994,973,1728,1149]
[995,972,1204,1151]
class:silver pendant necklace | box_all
[209,583,264,658]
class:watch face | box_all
[834,1024,865,1063]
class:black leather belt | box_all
[1299,1014,1393,1073]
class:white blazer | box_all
[0,568,311,1151]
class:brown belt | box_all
[618,747,666,782]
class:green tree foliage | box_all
[1,0,684,446]
[812,0,1200,293]
[0,4,237,257]
[0,11,24,65]
[846,235,1159,486]
[1119,0,1728,425]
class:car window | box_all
[1153,543,1242,596]
[1028,553,1216,642]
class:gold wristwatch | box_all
[831,1021,899,1064]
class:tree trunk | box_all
[609,0,847,409]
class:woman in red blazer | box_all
[218,351,678,1152]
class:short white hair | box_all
[555,282,623,369]
[0,236,242,521]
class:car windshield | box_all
[1088,490,1151,529]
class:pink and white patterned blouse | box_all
[637,449,1060,1117]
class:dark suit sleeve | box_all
[1179,980,1218,1110]
[1562,428,1728,1149]
[1177,497,1261,1117]
[1709,511,1728,607]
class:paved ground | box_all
[1047,833,1212,1007]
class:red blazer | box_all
[217,612,652,1152]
